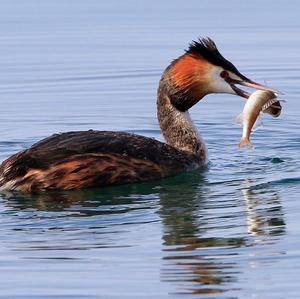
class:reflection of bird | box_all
[0,37,280,192]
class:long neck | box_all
[157,73,207,162]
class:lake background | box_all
[0,1,299,298]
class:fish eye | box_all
[220,71,229,78]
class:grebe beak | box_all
[226,74,283,99]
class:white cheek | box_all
[209,78,235,94]
[208,68,235,94]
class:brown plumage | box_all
[0,131,200,192]
[0,37,282,193]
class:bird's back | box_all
[0,130,201,192]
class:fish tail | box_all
[238,137,254,150]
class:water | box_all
[0,0,299,298]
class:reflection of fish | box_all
[241,179,285,236]
[236,90,284,149]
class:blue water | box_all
[0,1,299,298]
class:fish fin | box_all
[238,137,254,150]
[252,113,263,131]
[235,112,243,126]
[262,99,286,112]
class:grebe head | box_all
[167,37,281,113]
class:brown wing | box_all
[0,130,200,192]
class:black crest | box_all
[187,37,242,76]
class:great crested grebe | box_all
[0,37,281,193]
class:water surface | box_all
[0,1,299,298]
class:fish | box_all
[236,90,284,149]
[264,100,282,117]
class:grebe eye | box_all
[220,71,229,78]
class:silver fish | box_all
[236,90,284,149]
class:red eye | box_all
[220,71,229,78]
